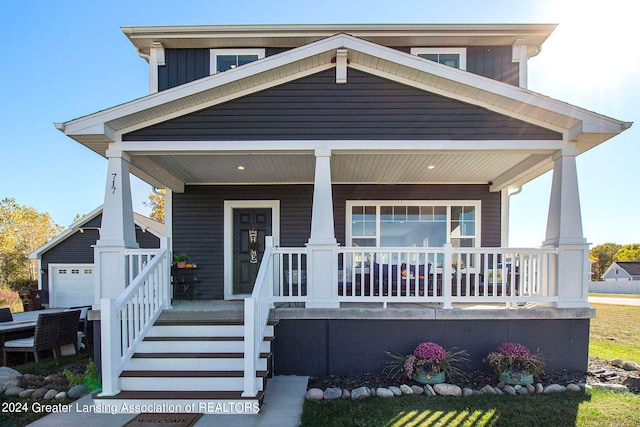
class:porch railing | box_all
[100,246,170,396]
[243,237,276,397]
[125,249,159,285]
[269,244,558,308]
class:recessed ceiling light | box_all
[237,165,245,171]
[427,165,435,170]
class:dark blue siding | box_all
[40,215,160,304]
[158,49,210,91]
[126,69,561,142]
[172,184,500,300]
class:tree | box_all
[613,243,640,262]
[0,198,64,288]
[589,243,622,280]
[145,189,165,223]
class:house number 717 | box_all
[111,173,117,194]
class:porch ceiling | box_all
[134,151,540,186]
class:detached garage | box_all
[29,207,163,308]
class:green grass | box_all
[589,303,640,363]
[302,390,640,427]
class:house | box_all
[28,207,163,308]
[602,261,640,281]
[56,24,631,411]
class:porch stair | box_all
[95,314,276,412]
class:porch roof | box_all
[57,32,631,192]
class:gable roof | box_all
[56,30,631,191]
[28,207,164,259]
[613,262,640,276]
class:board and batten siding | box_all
[157,46,520,91]
[172,183,500,300]
[126,68,562,142]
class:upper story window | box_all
[210,49,265,74]
[411,48,467,70]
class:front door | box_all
[232,208,272,295]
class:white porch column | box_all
[94,152,139,304]
[543,148,590,308]
[306,148,339,308]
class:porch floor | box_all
[162,300,595,321]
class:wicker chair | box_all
[2,311,80,365]
[57,310,81,355]
[0,308,13,323]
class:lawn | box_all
[302,299,640,427]
[590,303,640,363]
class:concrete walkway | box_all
[589,296,640,306]
[28,376,308,427]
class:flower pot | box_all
[177,261,187,269]
[413,369,445,385]
[499,369,533,385]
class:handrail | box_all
[100,246,169,396]
[242,237,275,397]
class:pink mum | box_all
[497,342,531,359]
[413,342,447,362]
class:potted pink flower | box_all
[386,341,469,385]
[484,342,544,385]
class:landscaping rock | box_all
[44,389,58,400]
[591,383,628,392]
[543,384,566,394]
[376,387,395,398]
[32,388,48,399]
[622,361,640,371]
[517,387,529,395]
[323,387,342,400]
[434,383,462,397]
[400,384,413,395]
[341,389,351,399]
[4,386,24,397]
[424,384,436,396]
[389,386,402,396]
[19,389,35,398]
[351,387,370,400]
[411,385,423,395]
[482,385,496,395]
[567,383,581,392]
[462,387,473,397]
[305,388,324,401]
[496,381,506,389]
[504,385,516,396]
[535,383,544,394]
[0,366,21,383]
[370,388,376,397]
[493,387,504,395]
[68,384,90,399]
[55,391,67,400]
[526,384,536,394]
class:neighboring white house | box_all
[602,261,640,281]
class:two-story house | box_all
[56,24,630,411]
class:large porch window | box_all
[346,201,480,267]
[347,201,480,248]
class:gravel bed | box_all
[308,358,640,393]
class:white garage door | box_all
[51,265,94,308]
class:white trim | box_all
[223,200,280,300]
[210,48,265,74]
[411,47,467,70]
[48,263,95,308]
[345,200,481,249]
[60,33,627,143]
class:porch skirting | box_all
[272,305,593,376]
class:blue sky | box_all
[0,0,637,247]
